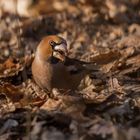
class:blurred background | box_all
[0,0,140,60]
[0,1,140,140]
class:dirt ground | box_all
[0,0,140,140]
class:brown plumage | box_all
[32,35,98,92]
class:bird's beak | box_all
[53,43,68,61]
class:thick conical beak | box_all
[53,43,68,61]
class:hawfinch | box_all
[32,35,97,92]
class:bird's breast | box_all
[32,58,84,91]
[32,58,53,91]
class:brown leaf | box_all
[108,78,124,94]
[0,58,23,78]
[41,95,87,122]
[91,50,121,65]
[0,83,24,102]
[40,98,62,111]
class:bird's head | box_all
[36,35,68,63]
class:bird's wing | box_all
[64,57,99,75]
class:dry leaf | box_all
[0,83,24,102]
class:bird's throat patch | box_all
[49,56,60,64]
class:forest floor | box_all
[0,0,140,140]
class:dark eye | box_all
[49,41,55,47]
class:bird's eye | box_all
[49,41,55,47]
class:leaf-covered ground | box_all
[0,0,140,140]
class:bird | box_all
[32,35,98,92]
